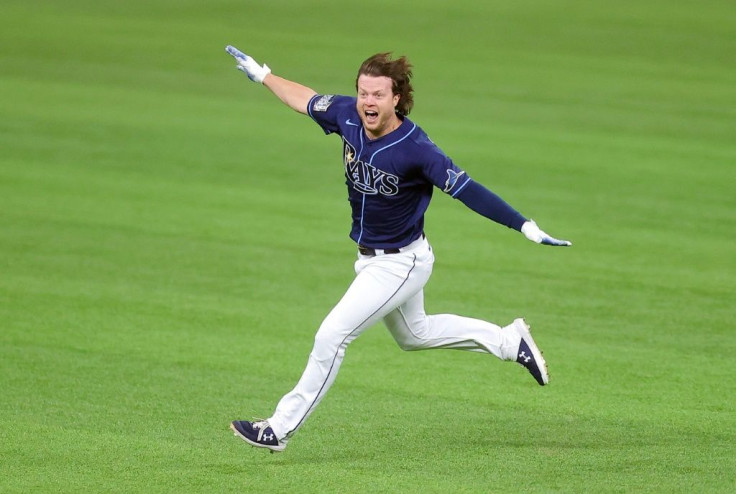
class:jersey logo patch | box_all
[443,170,465,192]
[313,94,335,112]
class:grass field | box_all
[2,0,734,492]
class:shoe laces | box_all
[252,419,274,441]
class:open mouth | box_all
[364,110,378,124]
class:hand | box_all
[225,45,271,83]
[521,220,572,246]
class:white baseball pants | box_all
[267,236,522,440]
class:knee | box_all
[313,326,338,349]
[394,335,422,352]
[385,318,428,352]
[311,318,349,360]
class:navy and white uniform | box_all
[266,94,527,442]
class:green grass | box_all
[1,0,734,492]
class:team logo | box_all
[313,94,335,112]
[344,145,355,165]
[343,139,399,196]
[443,169,465,192]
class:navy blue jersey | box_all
[307,94,473,249]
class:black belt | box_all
[358,245,401,256]
[358,234,425,257]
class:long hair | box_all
[355,52,414,116]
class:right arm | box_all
[262,74,317,115]
[225,45,316,115]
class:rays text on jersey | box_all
[343,140,399,196]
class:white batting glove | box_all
[521,220,572,247]
[225,45,271,83]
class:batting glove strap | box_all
[226,45,271,84]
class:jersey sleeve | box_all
[416,135,473,198]
[415,133,526,230]
[307,94,355,135]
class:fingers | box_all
[541,236,572,247]
[225,45,247,61]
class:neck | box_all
[367,115,402,140]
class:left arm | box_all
[455,180,527,231]
[455,181,572,246]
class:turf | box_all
[1,0,734,492]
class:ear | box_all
[393,93,400,108]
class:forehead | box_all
[357,74,393,93]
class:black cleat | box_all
[512,318,549,385]
[230,420,286,452]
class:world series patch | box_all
[313,94,335,112]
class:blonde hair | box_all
[356,52,414,116]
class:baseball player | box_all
[225,46,572,452]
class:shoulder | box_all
[307,95,358,135]
[308,94,356,115]
[402,120,449,161]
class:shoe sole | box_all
[230,422,286,452]
[514,318,549,385]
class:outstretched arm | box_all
[262,74,317,115]
[225,45,317,115]
[456,181,572,246]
